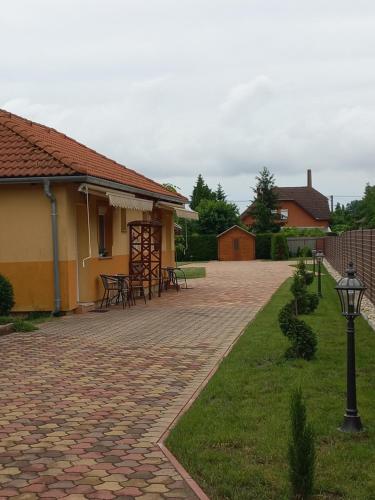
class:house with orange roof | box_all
[0,109,196,313]
[241,170,331,230]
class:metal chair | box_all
[99,274,130,309]
[160,267,180,292]
[174,267,188,289]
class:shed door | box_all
[233,238,240,260]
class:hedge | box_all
[255,233,273,259]
[176,234,217,261]
[271,233,289,260]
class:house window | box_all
[120,208,127,232]
[280,209,288,221]
[233,238,240,251]
[98,205,113,257]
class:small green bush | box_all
[271,234,289,260]
[288,388,315,499]
[305,272,314,286]
[0,316,37,332]
[288,317,317,360]
[292,261,318,314]
[0,275,14,316]
[279,262,318,359]
[255,233,273,259]
[278,302,295,338]
[305,292,319,313]
[301,246,312,257]
[278,301,317,360]
[13,319,38,332]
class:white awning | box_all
[78,183,153,211]
[175,206,199,220]
[107,193,153,211]
[156,201,199,220]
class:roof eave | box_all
[0,174,187,205]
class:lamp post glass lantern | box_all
[335,262,366,432]
[316,251,324,297]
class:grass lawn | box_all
[166,267,375,499]
[175,267,206,279]
[177,261,208,267]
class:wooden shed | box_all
[217,225,256,261]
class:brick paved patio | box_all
[0,261,292,499]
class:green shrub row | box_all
[256,233,289,260]
[271,233,289,260]
[176,234,217,262]
[281,227,325,237]
[255,233,272,259]
[278,259,319,359]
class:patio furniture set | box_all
[99,266,187,310]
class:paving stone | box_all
[144,483,169,493]
[95,482,123,491]
[13,494,38,500]
[0,262,292,499]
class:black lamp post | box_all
[335,262,366,433]
[316,251,324,297]
[312,249,317,276]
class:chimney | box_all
[307,169,312,188]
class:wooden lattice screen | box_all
[128,220,162,299]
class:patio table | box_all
[99,274,131,309]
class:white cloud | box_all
[221,76,275,114]
[1,0,374,205]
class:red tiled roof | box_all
[241,185,330,221]
[0,109,187,202]
[275,186,330,220]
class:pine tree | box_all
[251,167,279,233]
[216,183,226,201]
[288,388,315,499]
[190,174,216,210]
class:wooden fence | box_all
[325,230,375,304]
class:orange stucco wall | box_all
[0,260,77,312]
[218,228,256,261]
[242,200,329,229]
[0,183,176,312]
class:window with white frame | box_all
[280,209,288,221]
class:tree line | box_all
[187,174,240,235]
[331,184,375,233]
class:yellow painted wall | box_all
[0,183,177,311]
[0,184,76,311]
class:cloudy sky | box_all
[2,1,374,211]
